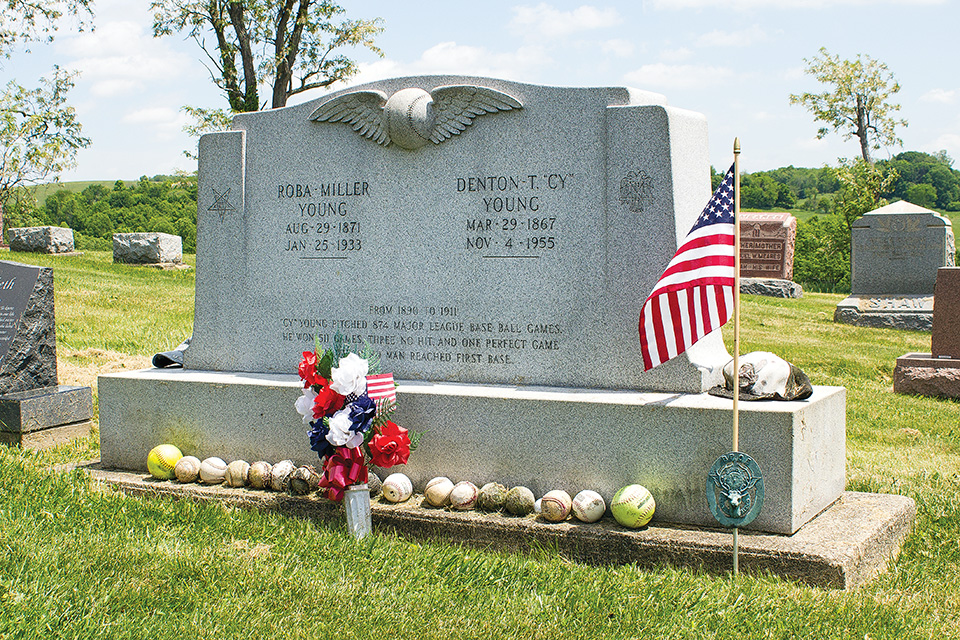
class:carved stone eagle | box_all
[309,85,523,150]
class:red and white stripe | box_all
[366,373,397,403]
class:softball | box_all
[174,455,201,483]
[147,444,182,480]
[199,457,227,484]
[611,484,655,528]
[572,490,606,523]
[539,490,572,522]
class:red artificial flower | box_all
[368,421,410,468]
[318,447,368,501]
[312,381,345,419]
[298,351,323,388]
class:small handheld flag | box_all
[639,165,736,371]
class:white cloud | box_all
[696,25,769,47]
[122,107,179,125]
[57,19,195,97]
[920,88,957,104]
[508,3,621,39]
[624,63,734,89]
[795,135,829,150]
[600,39,634,57]
[659,47,694,63]
[921,133,960,157]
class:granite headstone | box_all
[113,232,183,264]
[0,261,93,448]
[99,76,846,534]
[739,212,796,280]
[894,267,960,398]
[9,226,75,254]
[835,201,955,330]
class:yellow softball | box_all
[147,444,183,480]
[611,484,655,528]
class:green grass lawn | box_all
[2,250,960,638]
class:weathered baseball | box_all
[477,482,508,511]
[540,490,572,522]
[147,444,182,480]
[611,484,656,528]
[288,465,321,495]
[270,459,296,492]
[225,460,250,487]
[173,455,201,483]
[199,457,227,484]
[572,490,606,523]
[382,472,413,503]
[424,476,455,507]
[449,481,478,510]
[504,486,536,516]
[248,461,273,489]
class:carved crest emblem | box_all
[706,451,764,528]
[619,169,653,213]
[309,85,523,150]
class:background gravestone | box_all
[0,261,93,448]
[99,76,847,534]
[113,232,183,265]
[740,212,797,280]
[9,226,75,254]
[835,201,955,330]
[894,267,960,398]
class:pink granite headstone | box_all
[739,212,797,280]
[932,267,960,359]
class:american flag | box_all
[365,373,397,404]
[639,165,736,371]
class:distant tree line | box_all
[4,174,198,252]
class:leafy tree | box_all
[0,0,93,57]
[790,48,907,164]
[151,0,384,141]
[0,67,91,233]
[832,157,898,232]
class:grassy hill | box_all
[0,249,958,637]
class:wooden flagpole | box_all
[732,138,742,575]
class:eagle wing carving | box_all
[309,90,390,146]
[428,86,523,144]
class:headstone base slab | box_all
[98,369,846,535]
[1,420,92,449]
[73,461,914,590]
[740,278,803,299]
[834,295,933,331]
[0,385,93,432]
[894,353,960,399]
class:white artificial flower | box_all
[295,387,318,425]
[326,408,354,446]
[329,353,369,396]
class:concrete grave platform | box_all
[0,385,93,449]
[74,461,915,590]
[834,294,933,331]
[99,368,846,535]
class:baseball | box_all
[382,472,413,503]
[147,444,182,480]
[477,482,508,511]
[270,459,296,492]
[248,461,273,489]
[424,476,455,507]
[199,457,227,484]
[504,486,536,516]
[611,484,655,528]
[449,481,479,511]
[225,460,250,487]
[173,455,201,483]
[539,490,572,522]
[572,490,606,523]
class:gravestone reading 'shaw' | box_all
[0,261,92,448]
[835,201,955,330]
[99,76,846,534]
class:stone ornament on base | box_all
[113,232,183,266]
[894,267,960,399]
[836,201,954,330]
[9,226,76,254]
[0,261,93,449]
[740,277,803,299]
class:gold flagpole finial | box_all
[734,138,741,155]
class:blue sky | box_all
[6,0,958,181]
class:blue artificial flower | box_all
[308,418,335,460]
[347,394,376,435]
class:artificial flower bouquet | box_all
[295,337,414,501]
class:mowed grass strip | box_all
[0,251,959,637]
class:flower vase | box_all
[344,483,372,539]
